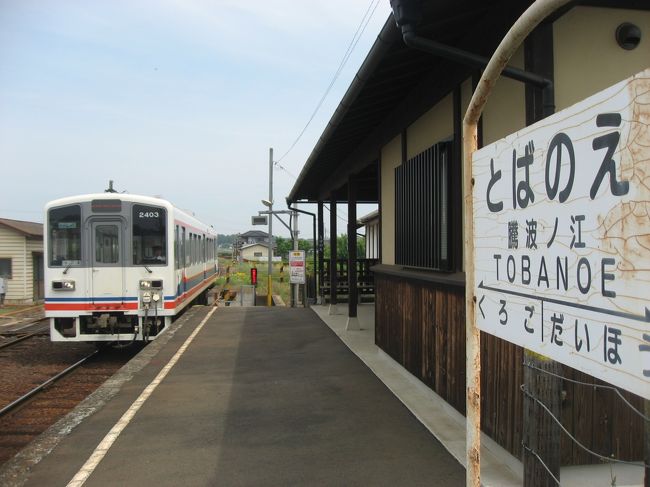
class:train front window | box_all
[132,205,167,265]
[49,205,82,267]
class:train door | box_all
[32,252,44,301]
[90,220,124,303]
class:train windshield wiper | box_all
[144,265,153,274]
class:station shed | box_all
[289,0,649,479]
[0,218,44,304]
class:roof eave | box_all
[288,14,399,203]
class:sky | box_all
[0,0,390,239]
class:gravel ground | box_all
[0,336,138,466]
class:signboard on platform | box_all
[472,68,650,399]
[289,250,306,284]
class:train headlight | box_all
[52,280,75,291]
[140,279,162,289]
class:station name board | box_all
[472,69,650,399]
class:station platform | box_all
[3,306,465,486]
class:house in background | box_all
[233,230,271,259]
[358,210,379,259]
[237,230,270,245]
[289,0,649,480]
[240,242,281,263]
[0,218,44,304]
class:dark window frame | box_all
[395,140,453,272]
[132,204,167,266]
[48,204,83,267]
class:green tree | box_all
[323,234,365,260]
[217,234,238,247]
[298,239,312,253]
[274,236,292,260]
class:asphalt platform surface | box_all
[21,306,464,486]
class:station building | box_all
[289,0,649,472]
[0,218,44,304]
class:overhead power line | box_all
[274,162,297,180]
[276,0,382,164]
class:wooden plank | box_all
[523,354,561,487]
[559,365,575,465]
[435,288,445,398]
[513,344,524,459]
[453,289,466,412]
[574,369,594,465]
[591,378,612,463]
[374,273,644,464]
[423,286,430,385]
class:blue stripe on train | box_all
[46,296,138,302]
[46,296,179,303]
[46,267,216,303]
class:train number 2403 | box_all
[139,211,159,218]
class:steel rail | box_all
[0,350,99,418]
[0,325,49,351]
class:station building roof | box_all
[0,218,43,238]
[288,0,645,204]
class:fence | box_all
[321,258,379,301]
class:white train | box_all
[44,193,218,343]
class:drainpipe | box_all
[390,0,555,116]
[461,1,571,486]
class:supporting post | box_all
[522,19,561,487]
[287,202,317,304]
[293,209,299,307]
[645,399,650,487]
[523,355,561,486]
[347,179,359,331]
[461,2,570,485]
[329,198,338,315]
[463,112,481,487]
[318,201,325,303]
[312,210,316,303]
[267,148,273,307]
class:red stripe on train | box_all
[44,303,139,311]
[165,277,214,309]
[46,277,214,312]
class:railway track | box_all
[0,350,98,418]
[0,324,49,351]
[0,336,138,466]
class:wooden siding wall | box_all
[375,273,644,464]
[375,274,466,414]
[365,222,379,259]
[0,227,42,302]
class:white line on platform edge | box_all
[66,306,217,487]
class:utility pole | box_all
[267,148,273,307]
